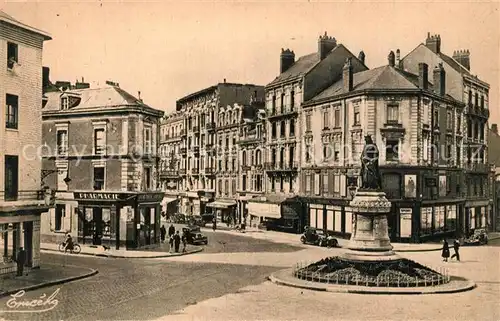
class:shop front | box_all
[464,199,489,236]
[303,197,352,238]
[74,191,164,250]
[161,195,179,219]
[246,195,302,232]
[206,199,237,224]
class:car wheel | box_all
[300,236,306,244]
[332,240,338,248]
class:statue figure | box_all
[360,135,382,190]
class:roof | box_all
[309,65,459,103]
[42,85,162,115]
[438,52,471,76]
[268,52,320,86]
[0,10,52,40]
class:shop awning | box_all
[206,200,236,209]
[247,201,281,219]
[161,197,178,206]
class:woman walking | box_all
[441,239,450,262]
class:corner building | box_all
[0,11,51,273]
[40,81,164,250]
[175,82,264,223]
[247,32,368,233]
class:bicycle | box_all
[58,242,81,254]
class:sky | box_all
[2,1,499,123]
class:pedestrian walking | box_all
[168,224,175,238]
[173,231,181,253]
[16,247,26,276]
[168,234,174,253]
[160,225,167,243]
[451,238,461,261]
[212,217,217,231]
[181,231,187,253]
[441,239,450,262]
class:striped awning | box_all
[206,200,236,209]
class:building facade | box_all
[158,111,184,215]
[0,11,51,273]
[246,32,368,233]
[173,82,264,224]
[40,81,164,250]
[402,32,491,237]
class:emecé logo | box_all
[1,288,60,313]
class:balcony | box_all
[179,168,187,175]
[238,136,261,145]
[205,167,216,175]
[241,164,251,171]
[193,146,200,154]
[192,168,199,175]
[193,126,199,133]
[180,147,187,155]
[160,169,179,178]
[267,108,298,120]
[180,129,187,137]
[206,122,216,131]
[231,146,238,154]
[264,162,298,172]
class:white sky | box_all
[2,1,499,123]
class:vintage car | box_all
[182,226,208,245]
[188,215,206,227]
[300,227,339,248]
[464,228,488,246]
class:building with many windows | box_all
[402,32,491,237]
[246,32,368,233]
[40,80,164,250]
[158,111,184,215]
[174,81,264,224]
[0,10,52,274]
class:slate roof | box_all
[43,85,161,115]
[267,52,320,86]
[309,65,458,103]
[438,52,471,76]
[0,10,51,40]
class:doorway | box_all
[23,222,33,266]
[92,207,103,245]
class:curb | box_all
[269,269,476,295]
[41,247,204,259]
[393,247,442,253]
[0,267,98,298]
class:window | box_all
[144,167,151,190]
[305,174,311,193]
[242,175,247,191]
[305,145,311,163]
[94,128,106,155]
[305,114,311,132]
[271,95,276,113]
[447,111,453,129]
[5,94,18,129]
[280,148,285,166]
[382,173,401,199]
[474,93,478,107]
[480,95,484,109]
[423,135,429,161]
[7,42,18,69]
[242,151,247,166]
[61,97,69,110]
[232,179,237,195]
[290,91,295,110]
[271,122,277,138]
[289,146,295,168]
[57,130,68,155]
[224,180,229,196]
[323,144,330,160]
[280,176,284,191]
[144,127,152,155]
[323,173,329,194]
[323,110,330,129]
[55,205,65,231]
[386,139,399,161]
[280,120,286,137]
[232,135,236,145]
[387,104,399,123]
[232,159,236,171]
[334,109,340,127]
[280,93,285,109]
[433,110,439,127]
[4,155,18,201]
[289,119,295,136]
[93,166,105,190]
[271,176,275,191]
[354,108,360,125]
[334,143,340,161]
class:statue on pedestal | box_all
[359,135,382,191]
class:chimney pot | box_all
[425,32,441,54]
[395,49,401,68]
[343,58,353,92]
[223,78,226,83]
[433,63,446,96]
[388,51,395,67]
[318,32,337,60]
[280,48,296,73]
[358,51,365,65]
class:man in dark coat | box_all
[16,247,26,276]
[451,239,460,261]
[173,231,181,253]
[160,225,167,243]
[212,217,217,231]
[441,239,450,262]
[168,224,175,238]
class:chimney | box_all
[138,91,142,102]
[343,58,353,92]
[388,51,395,67]
[433,62,446,96]
[395,49,401,68]
[42,67,50,89]
[318,31,337,60]
[358,51,365,65]
[223,78,226,83]
[418,63,429,90]
[492,124,498,135]
[452,49,470,71]
[280,48,295,73]
[425,32,441,54]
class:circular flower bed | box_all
[294,256,448,287]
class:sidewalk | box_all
[41,243,204,258]
[204,228,442,252]
[0,263,97,298]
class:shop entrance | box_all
[22,221,33,266]
[92,207,103,245]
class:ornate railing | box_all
[0,190,45,202]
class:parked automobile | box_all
[189,215,206,227]
[464,228,488,246]
[182,226,208,245]
[300,227,339,248]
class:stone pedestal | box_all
[343,190,399,262]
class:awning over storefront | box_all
[247,201,281,219]
[161,197,178,206]
[206,200,236,209]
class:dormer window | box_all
[61,97,69,110]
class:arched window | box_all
[227,111,232,125]
[242,150,247,166]
[255,149,262,165]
